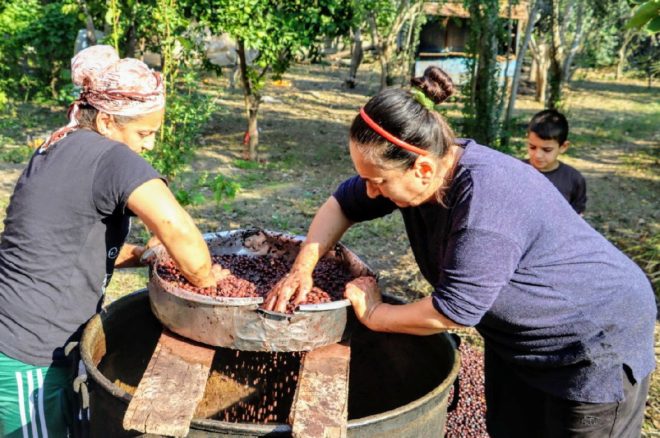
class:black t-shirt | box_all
[0,130,161,365]
[524,160,587,214]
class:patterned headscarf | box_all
[40,45,165,151]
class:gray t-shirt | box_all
[0,129,161,366]
[333,139,655,403]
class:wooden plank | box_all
[423,1,529,20]
[123,329,215,437]
[289,341,351,438]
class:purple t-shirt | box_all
[333,139,655,403]
[523,159,587,214]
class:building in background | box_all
[414,1,528,84]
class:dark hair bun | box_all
[410,66,454,105]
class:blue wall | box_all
[415,56,518,85]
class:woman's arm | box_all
[368,297,465,334]
[263,196,354,312]
[293,196,354,274]
[345,277,465,335]
[126,179,216,288]
[113,243,144,268]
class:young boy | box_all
[526,109,587,214]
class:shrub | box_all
[0,0,81,100]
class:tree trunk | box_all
[123,2,139,57]
[616,30,635,81]
[125,23,138,58]
[237,39,260,160]
[399,5,423,85]
[50,62,62,99]
[79,0,97,45]
[498,1,514,129]
[562,2,591,83]
[547,0,565,109]
[536,60,548,103]
[246,101,259,160]
[368,15,388,90]
[505,0,541,125]
[369,1,422,90]
[384,51,397,86]
[496,1,516,146]
[529,35,549,103]
[345,27,363,88]
[466,0,500,146]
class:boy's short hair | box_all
[528,109,569,145]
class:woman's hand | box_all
[194,264,231,289]
[263,266,314,313]
[263,196,354,313]
[114,243,146,268]
[139,236,166,265]
[211,264,230,282]
[344,276,382,328]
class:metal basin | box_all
[149,228,374,352]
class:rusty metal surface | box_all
[148,228,372,352]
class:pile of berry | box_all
[156,254,358,312]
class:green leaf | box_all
[191,192,206,205]
[625,0,660,30]
[647,15,660,32]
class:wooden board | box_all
[289,341,351,438]
[123,329,215,437]
[423,1,529,20]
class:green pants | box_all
[0,352,73,438]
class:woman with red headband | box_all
[0,45,223,436]
[265,67,655,437]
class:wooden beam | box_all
[123,330,215,437]
[423,1,529,20]
[289,341,351,438]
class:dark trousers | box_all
[484,347,650,438]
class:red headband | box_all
[359,107,429,156]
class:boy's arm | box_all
[572,172,587,215]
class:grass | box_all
[0,101,63,147]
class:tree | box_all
[194,0,353,160]
[625,0,660,87]
[461,0,504,146]
[547,0,593,108]
[505,0,542,125]
[617,28,637,80]
[344,26,364,88]
[529,31,550,103]
[365,0,424,89]
[629,33,659,87]
[0,0,83,100]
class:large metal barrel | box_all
[81,289,460,437]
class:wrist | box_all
[293,255,318,275]
[364,302,385,331]
[132,246,146,264]
[297,243,321,267]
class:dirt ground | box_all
[0,62,658,434]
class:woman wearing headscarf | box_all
[0,45,222,437]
